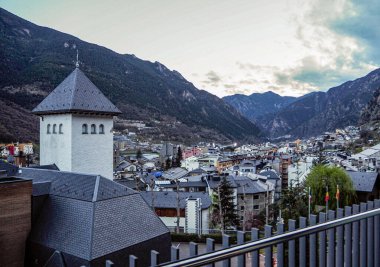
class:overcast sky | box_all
[1,0,379,97]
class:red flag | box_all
[325,191,330,202]
[336,185,340,200]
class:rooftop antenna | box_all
[75,49,79,68]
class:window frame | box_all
[91,124,96,134]
[99,124,105,134]
[82,124,88,134]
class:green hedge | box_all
[171,233,241,244]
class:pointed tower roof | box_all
[32,68,121,115]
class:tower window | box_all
[99,124,105,134]
[59,124,63,134]
[47,124,51,134]
[91,124,96,134]
[82,124,88,134]
[53,124,57,134]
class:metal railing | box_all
[108,199,380,267]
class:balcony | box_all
[105,199,380,267]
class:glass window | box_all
[99,124,105,134]
[82,124,88,134]
[91,124,96,134]
[47,124,51,134]
[59,124,63,134]
[53,124,57,134]
[253,205,260,210]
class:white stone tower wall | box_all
[71,114,114,179]
[40,114,73,170]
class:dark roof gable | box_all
[32,68,121,115]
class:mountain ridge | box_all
[0,7,261,143]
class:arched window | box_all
[59,124,63,134]
[82,124,88,134]
[99,124,105,134]
[91,124,96,134]
[47,124,51,134]
[53,124,57,134]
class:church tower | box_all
[32,66,121,179]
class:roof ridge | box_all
[92,175,100,202]
[68,68,78,110]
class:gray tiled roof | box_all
[30,196,94,260]
[346,171,379,192]
[140,191,212,209]
[18,168,134,201]
[91,195,169,259]
[259,170,280,180]
[234,176,270,194]
[30,194,169,260]
[0,160,19,176]
[208,176,238,189]
[29,164,60,171]
[24,167,169,261]
[32,68,121,115]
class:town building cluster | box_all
[1,64,379,267]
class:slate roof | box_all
[0,160,19,176]
[17,168,135,201]
[346,171,379,192]
[140,191,212,209]
[32,68,121,115]
[259,170,280,180]
[234,176,272,194]
[28,163,60,171]
[19,167,169,261]
[208,175,238,189]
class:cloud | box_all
[330,0,380,65]
[286,0,379,90]
[204,71,222,84]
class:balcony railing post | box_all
[288,219,296,267]
[265,225,273,267]
[105,260,114,267]
[151,250,160,267]
[277,222,284,267]
[299,217,307,267]
[222,234,230,267]
[327,210,335,267]
[352,204,359,267]
[237,231,246,267]
[309,214,317,267]
[129,255,138,267]
[367,201,374,267]
[318,212,326,267]
[360,203,367,267]
[189,242,198,257]
[374,200,380,267]
[336,208,344,267]
[206,238,215,267]
[251,228,259,267]
[344,206,352,267]
[171,246,180,261]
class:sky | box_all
[1,0,379,97]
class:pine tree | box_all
[165,158,172,170]
[211,177,238,231]
[176,146,183,167]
